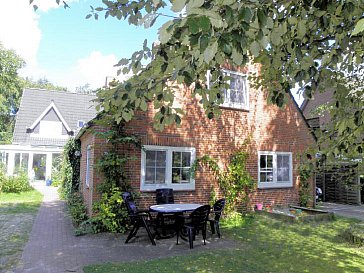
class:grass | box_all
[84,214,364,273]
[0,190,43,272]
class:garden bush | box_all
[92,187,129,233]
[0,172,33,193]
[67,192,88,227]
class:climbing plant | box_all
[90,120,140,232]
[192,150,255,215]
[59,138,81,199]
[298,164,313,207]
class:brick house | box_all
[77,66,315,214]
[0,88,96,182]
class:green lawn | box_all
[84,215,364,273]
[0,190,43,272]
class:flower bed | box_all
[256,205,334,223]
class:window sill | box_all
[220,105,249,112]
[140,183,195,192]
[258,183,293,189]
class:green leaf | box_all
[85,14,92,19]
[140,100,148,111]
[352,18,364,36]
[199,16,211,32]
[188,17,199,35]
[257,9,267,27]
[187,0,204,10]
[204,41,218,63]
[199,34,210,51]
[159,21,174,44]
[171,0,186,12]
[297,22,306,38]
[249,41,260,57]
[239,7,252,23]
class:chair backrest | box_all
[122,192,138,216]
[190,205,211,228]
[156,188,174,204]
[213,198,226,221]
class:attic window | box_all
[206,70,249,111]
[78,120,85,128]
[39,121,63,137]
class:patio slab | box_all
[16,184,238,273]
[317,202,364,221]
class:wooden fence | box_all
[315,163,361,205]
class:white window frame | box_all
[140,145,196,191]
[258,151,293,189]
[221,70,249,110]
[85,145,92,188]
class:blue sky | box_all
[0,0,166,90]
[0,0,304,104]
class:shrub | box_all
[92,187,129,233]
[67,192,88,227]
[0,172,33,193]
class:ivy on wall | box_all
[192,150,255,215]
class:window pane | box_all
[182,152,191,167]
[156,151,166,166]
[260,172,273,183]
[155,168,166,184]
[181,168,190,182]
[172,152,181,167]
[277,155,290,182]
[145,167,155,184]
[260,155,266,169]
[146,151,156,167]
[267,155,273,168]
[260,172,266,182]
[21,153,29,171]
[230,90,237,103]
[172,168,181,183]
[223,88,229,103]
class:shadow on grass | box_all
[85,214,364,273]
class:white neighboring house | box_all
[0,88,97,181]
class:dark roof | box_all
[301,89,334,127]
[13,88,97,146]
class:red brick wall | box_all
[79,76,315,214]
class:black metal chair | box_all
[156,188,174,204]
[121,192,156,245]
[176,205,211,249]
[155,188,175,236]
[208,198,226,238]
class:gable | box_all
[32,108,68,136]
[12,88,97,145]
[28,101,71,136]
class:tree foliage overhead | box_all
[0,44,25,144]
[22,77,68,91]
[38,0,364,156]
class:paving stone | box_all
[17,184,238,273]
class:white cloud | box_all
[48,51,130,91]
[0,1,41,66]
[0,0,79,82]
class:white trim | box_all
[85,145,92,188]
[221,70,249,110]
[258,151,293,189]
[29,101,72,132]
[140,145,196,191]
[206,70,249,111]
